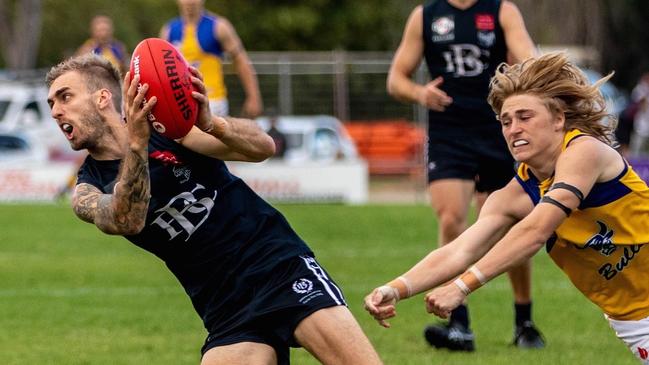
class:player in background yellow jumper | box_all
[76,15,128,75]
[365,52,649,364]
[160,0,262,118]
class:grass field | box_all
[0,203,637,364]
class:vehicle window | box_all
[20,101,42,126]
[312,128,340,159]
[0,101,9,122]
[0,135,28,151]
[284,133,303,150]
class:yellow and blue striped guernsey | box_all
[166,13,227,100]
[515,129,649,320]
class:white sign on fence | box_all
[0,162,76,202]
[227,160,368,204]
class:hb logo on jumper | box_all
[441,44,488,77]
[151,183,217,241]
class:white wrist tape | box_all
[378,285,401,301]
[453,278,471,296]
[469,266,487,285]
[396,276,413,298]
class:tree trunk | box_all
[0,0,43,70]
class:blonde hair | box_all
[46,53,122,111]
[487,52,616,145]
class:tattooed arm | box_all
[71,72,155,235]
[71,149,151,235]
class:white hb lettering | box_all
[442,44,486,77]
[150,184,217,241]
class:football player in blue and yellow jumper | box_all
[365,52,649,364]
[161,0,262,118]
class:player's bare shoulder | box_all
[483,178,534,221]
[560,134,625,183]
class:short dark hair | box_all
[46,53,123,111]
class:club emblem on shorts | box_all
[292,278,313,294]
[639,347,648,360]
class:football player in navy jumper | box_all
[385,0,543,351]
[45,54,383,365]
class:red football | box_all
[129,38,197,139]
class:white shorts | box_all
[209,98,229,117]
[607,314,649,364]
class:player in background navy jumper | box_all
[385,0,543,350]
[45,54,383,365]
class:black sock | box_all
[450,304,470,329]
[515,302,532,326]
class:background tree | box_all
[2,0,649,91]
[0,0,43,70]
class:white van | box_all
[255,115,359,164]
[0,80,75,161]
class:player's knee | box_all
[437,211,467,236]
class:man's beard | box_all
[71,103,108,151]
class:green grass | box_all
[0,203,636,364]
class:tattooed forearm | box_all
[71,150,150,235]
[118,150,150,203]
[107,149,151,234]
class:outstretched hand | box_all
[123,72,156,150]
[363,286,400,328]
[424,283,466,319]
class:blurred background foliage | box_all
[36,0,420,64]
[1,0,648,91]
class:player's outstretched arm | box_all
[364,181,528,327]
[425,137,617,318]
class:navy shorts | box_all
[200,255,346,364]
[427,125,515,192]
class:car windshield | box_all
[284,132,303,150]
[0,100,9,122]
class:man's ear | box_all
[96,89,113,110]
[553,110,566,132]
